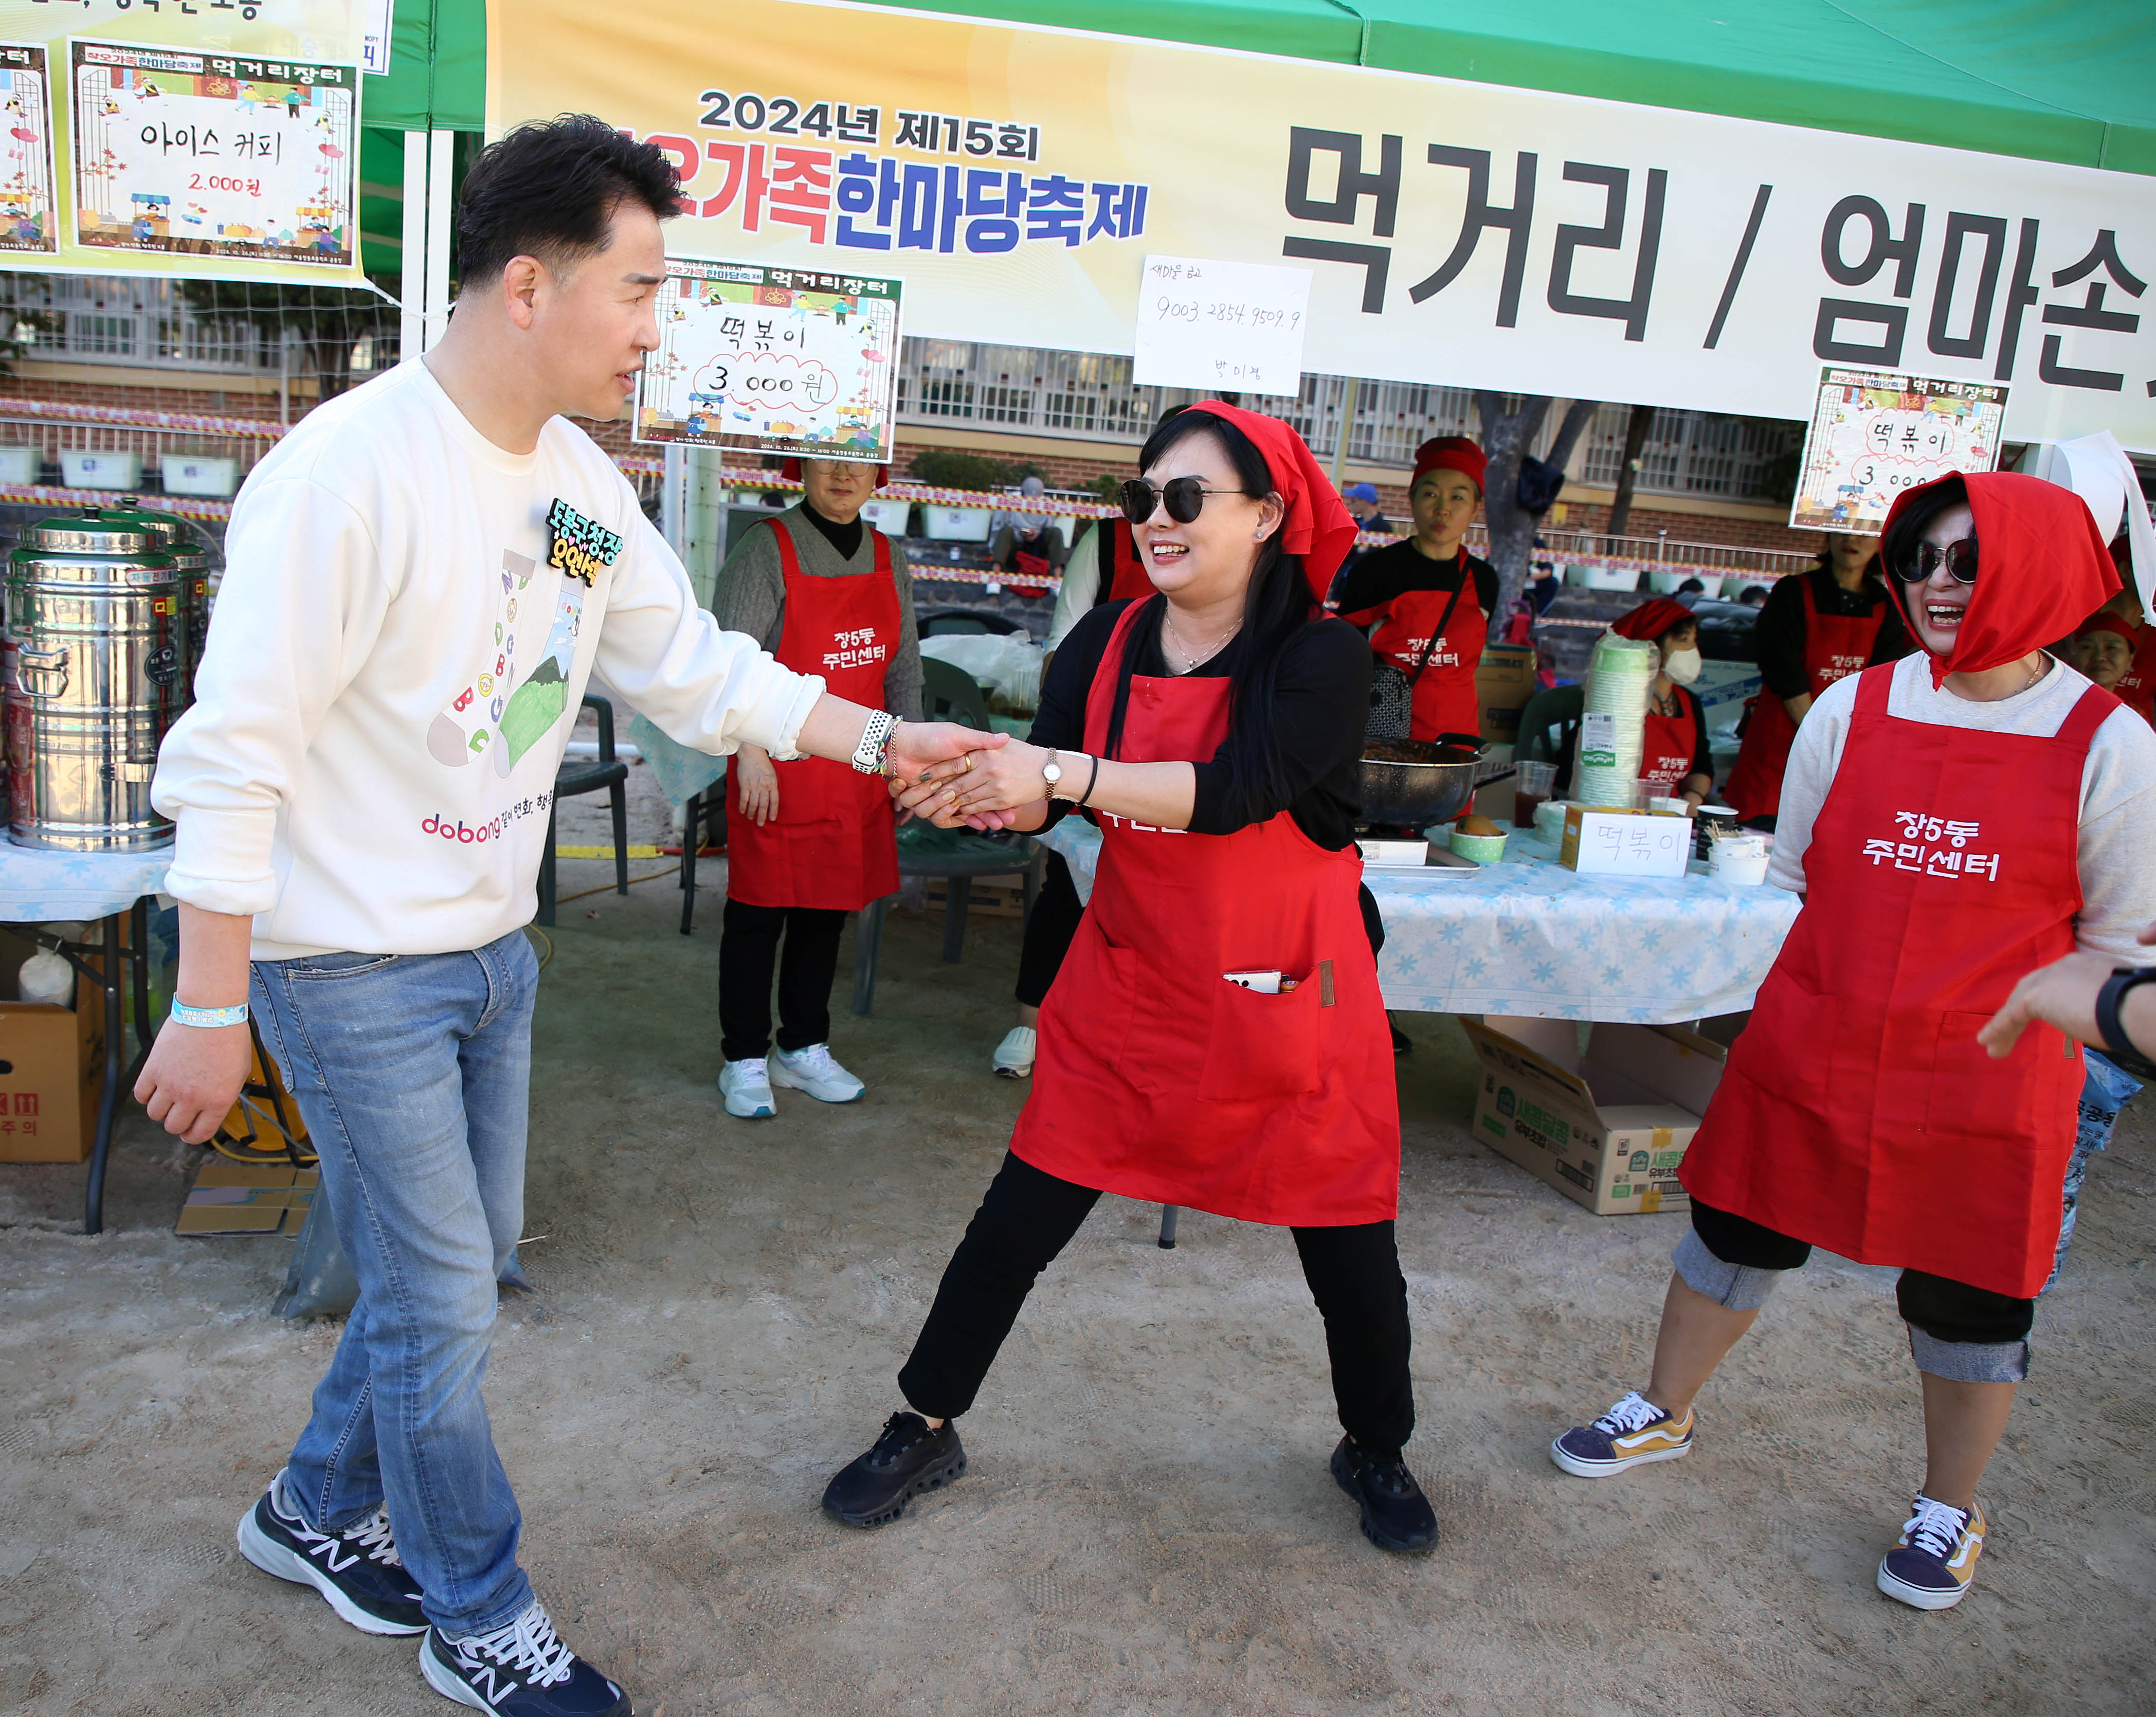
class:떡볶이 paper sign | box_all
[634,258,902,463]
[0,44,56,255]
[67,40,358,269]
[1562,807,1691,879]
[1131,256,1311,395]
[1790,366,2007,534]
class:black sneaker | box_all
[421,1602,630,1716]
[1330,1437,1439,1555]
[235,1469,426,1635]
[821,1411,968,1527]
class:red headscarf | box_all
[1883,472,2122,686]
[781,455,889,489]
[1185,399,1358,601]
[1412,435,1488,496]
[1611,597,1695,642]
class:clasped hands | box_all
[886,733,1056,831]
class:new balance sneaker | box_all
[1877,1494,1986,1611]
[1550,1391,1694,1478]
[1330,1437,1439,1555]
[718,1058,776,1119]
[821,1412,967,1527]
[235,1469,426,1636]
[421,1602,630,1716]
[770,1042,865,1104]
[991,1026,1037,1079]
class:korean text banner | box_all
[0,0,366,284]
[487,0,2156,451]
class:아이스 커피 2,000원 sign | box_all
[635,258,902,463]
[68,40,357,268]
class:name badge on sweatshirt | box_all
[546,498,623,587]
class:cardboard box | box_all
[175,1157,318,1236]
[1462,1016,1726,1215]
[0,934,107,1164]
[1476,643,1538,742]
[1560,803,1690,878]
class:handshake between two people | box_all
[886,732,1066,834]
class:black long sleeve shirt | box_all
[1331,540,1500,623]
[1028,597,1371,849]
[1753,564,1912,700]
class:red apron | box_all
[1359,552,1487,740]
[1681,664,2116,1298]
[1011,600,1400,1225]
[2115,621,2155,724]
[1637,686,1699,796]
[1103,518,1154,604]
[724,521,901,912]
[1726,574,1887,820]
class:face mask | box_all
[1661,646,1703,685]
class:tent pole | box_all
[424,129,455,351]
[400,130,427,361]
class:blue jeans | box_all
[2045,1048,2143,1292]
[250,929,539,1637]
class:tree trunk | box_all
[1605,403,1655,546]
[1476,393,1599,618]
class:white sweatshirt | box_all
[153,360,824,959]
[1769,651,2156,960]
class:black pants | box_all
[1691,1197,2034,1345]
[1014,855,1387,1010]
[718,898,848,1061]
[898,1151,1417,1455]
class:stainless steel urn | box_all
[6,506,183,851]
[112,500,210,708]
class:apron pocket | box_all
[1924,1010,2045,1141]
[1197,970,1326,1102]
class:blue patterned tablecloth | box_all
[0,840,171,923]
[1039,820,1799,1025]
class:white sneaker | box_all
[991,1026,1037,1078]
[770,1042,865,1104]
[719,1058,776,1118]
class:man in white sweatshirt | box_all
[137,117,995,1717]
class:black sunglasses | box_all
[1895,537,1978,584]
[1118,476,1238,527]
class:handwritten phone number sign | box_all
[1789,365,2007,534]
[68,39,356,267]
[1131,255,1312,395]
[634,258,903,464]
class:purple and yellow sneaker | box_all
[1877,1494,1986,1611]
[1550,1390,1694,1478]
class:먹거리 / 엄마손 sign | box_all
[634,258,902,464]
[1132,255,1312,395]
[1789,366,2008,534]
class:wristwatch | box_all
[2094,965,2156,1079]
[1042,749,1065,796]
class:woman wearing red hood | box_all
[1550,473,2156,1612]
[1611,598,1714,807]
[819,404,1437,1555]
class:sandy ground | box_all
[2,758,2152,1716]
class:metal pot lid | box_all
[14,505,164,557]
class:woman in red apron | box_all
[1726,531,1911,824]
[1334,436,1494,743]
[1610,598,1713,806]
[821,404,1439,1555]
[711,456,918,1119]
[1552,473,2156,1614]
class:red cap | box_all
[781,455,889,490]
[1883,472,2122,686]
[1610,597,1695,642]
[2077,611,2139,642]
[1412,436,1487,496]
[1184,399,1358,600]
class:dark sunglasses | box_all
[1118,476,1238,527]
[1895,537,1978,584]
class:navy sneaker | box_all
[421,1602,630,1716]
[1877,1494,1986,1611]
[822,1411,967,1527]
[236,1469,426,1636]
[1550,1391,1694,1478]
[1330,1437,1439,1555]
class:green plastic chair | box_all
[1513,682,1584,797]
[920,654,994,729]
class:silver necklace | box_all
[1163,608,1240,673]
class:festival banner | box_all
[635,258,902,463]
[1790,367,2009,534]
[487,0,2156,450]
[0,0,367,283]
[0,43,56,255]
